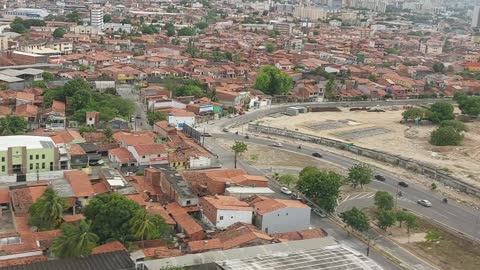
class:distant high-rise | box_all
[473,6,480,28]
[90,5,104,31]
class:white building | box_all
[167,110,196,130]
[473,6,480,28]
[128,144,168,166]
[250,197,311,234]
[200,195,253,229]
[71,25,99,35]
[90,5,104,31]
[0,35,8,51]
[103,23,133,33]
[3,8,49,20]
[293,7,328,21]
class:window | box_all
[50,162,53,171]
[142,155,146,159]
[30,155,33,160]
[1,157,4,162]
[231,216,233,219]
[157,154,161,157]
[41,163,45,169]
[286,213,288,216]
[219,216,224,220]
[35,155,39,160]
[30,164,33,170]
[186,200,191,205]
[1,165,4,172]
[35,163,39,169]
[41,154,45,159]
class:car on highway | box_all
[398,181,409,187]
[312,152,323,158]
[222,128,229,132]
[417,199,432,207]
[271,142,283,148]
[280,187,292,195]
[312,208,327,218]
[374,174,386,181]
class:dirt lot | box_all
[259,107,480,188]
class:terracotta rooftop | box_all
[68,143,86,156]
[201,195,252,211]
[92,181,109,194]
[145,203,176,226]
[0,188,10,204]
[15,104,38,118]
[64,170,94,197]
[133,143,167,155]
[270,228,327,242]
[51,130,85,144]
[250,197,310,215]
[0,105,12,116]
[91,241,127,255]
[142,246,182,259]
[187,238,222,253]
[165,202,204,238]
[215,222,272,249]
[63,214,86,223]
[108,147,134,163]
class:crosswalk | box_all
[339,192,413,205]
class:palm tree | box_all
[231,141,248,169]
[0,115,27,135]
[29,188,68,229]
[129,209,157,248]
[52,220,99,258]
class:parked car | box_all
[245,134,249,139]
[312,152,323,158]
[398,181,409,187]
[417,199,432,207]
[222,128,229,132]
[202,133,212,137]
[271,142,283,148]
[280,187,292,195]
[374,174,386,181]
[312,208,327,218]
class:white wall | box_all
[216,209,252,229]
[189,156,211,169]
[260,207,310,234]
[127,146,168,166]
[168,116,195,130]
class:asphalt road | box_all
[211,132,480,242]
[116,84,150,130]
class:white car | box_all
[281,187,292,195]
[271,142,283,148]
[417,199,432,207]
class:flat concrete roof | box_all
[0,136,55,151]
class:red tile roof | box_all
[108,147,134,163]
[133,144,167,155]
[63,214,86,223]
[64,170,94,197]
[0,188,10,204]
[91,241,127,254]
[15,104,38,117]
[187,238,222,253]
[165,202,204,238]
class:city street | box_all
[116,84,151,130]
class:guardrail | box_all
[248,124,480,198]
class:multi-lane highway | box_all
[211,132,480,242]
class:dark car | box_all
[312,152,323,158]
[312,208,327,218]
[202,133,212,137]
[398,181,409,187]
[374,174,386,181]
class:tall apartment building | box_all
[90,5,104,31]
[472,6,480,28]
[293,6,328,21]
[0,35,8,51]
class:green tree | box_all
[130,209,169,247]
[103,14,112,23]
[42,71,55,81]
[147,110,167,125]
[454,93,480,117]
[432,62,445,73]
[296,167,343,213]
[53,27,67,38]
[28,188,68,230]
[51,220,99,258]
[430,126,463,146]
[339,207,370,233]
[175,84,203,97]
[278,174,298,188]
[377,210,396,230]
[265,43,276,53]
[103,127,113,143]
[254,65,293,95]
[178,27,196,36]
[374,191,394,211]
[83,193,142,243]
[0,115,27,135]
[425,229,441,243]
[79,126,96,135]
[231,141,248,169]
[195,22,209,29]
[429,102,454,123]
[402,107,431,121]
[347,163,373,189]
[440,120,467,132]
[405,212,417,235]
[66,11,81,23]
[72,89,92,110]
[368,74,377,82]
[395,210,408,228]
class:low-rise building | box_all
[200,195,253,229]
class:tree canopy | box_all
[374,191,394,211]
[339,207,369,233]
[401,107,431,121]
[231,141,248,169]
[52,220,99,258]
[296,167,343,213]
[266,43,276,53]
[278,174,298,188]
[28,188,69,230]
[147,110,167,125]
[439,120,467,132]
[178,27,196,36]
[377,210,397,230]
[430,126,464,146]
[254,65,293,95]
[347,163,373,188]
[83,193,143,243]
[428,102,454,123]
[454,93,480,117]
[130,209,170,246]
[432,63,445,73]
[0,115,27,136]
[9,17,46,33]
[53,27,67,38]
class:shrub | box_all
[430,126,463,146]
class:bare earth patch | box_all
[260,108,480,189]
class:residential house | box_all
[128,144,168,166]
[43,101,66,130]
[153,121,177,139]
[167,109,196,130]
[165,202,205,241]
[108,148,135,168]
[15,104,38,130]
[249,196,311,234]
[200,195,253,229]
[86,111,100,127]
[64,170,94,210]
[154,166,198,207]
